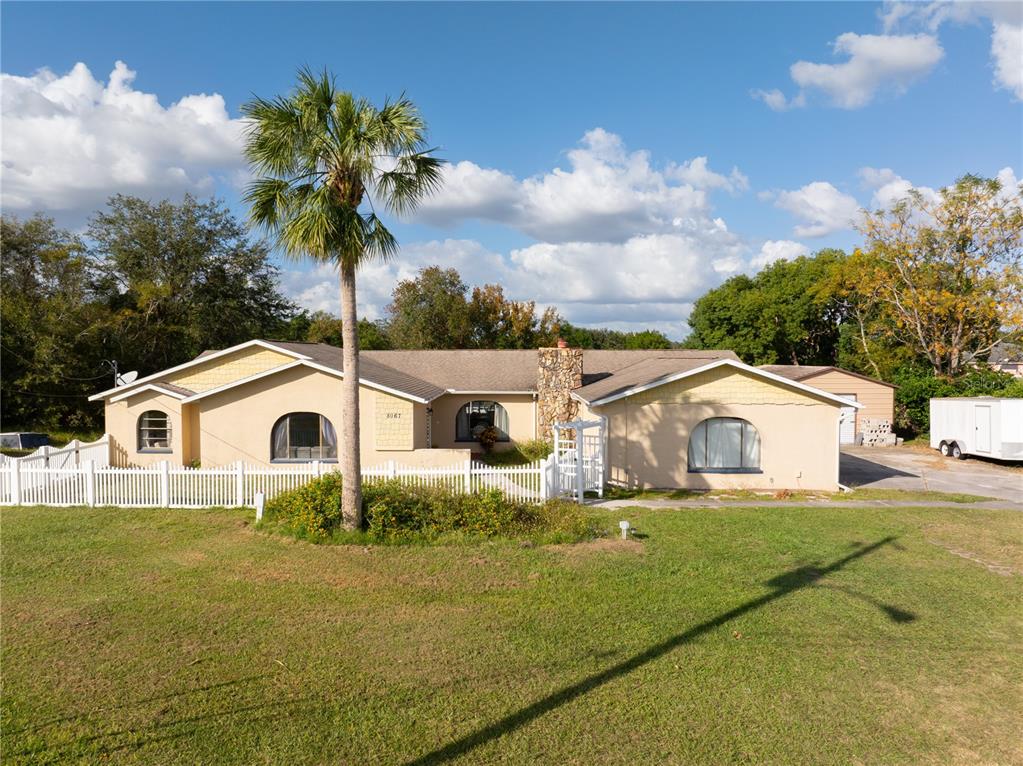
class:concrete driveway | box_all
[841,446,1023,503]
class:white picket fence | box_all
[0,455,560,509]
[0,436,111,469]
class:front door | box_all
[975,405,992,452]
[837,394,858,444]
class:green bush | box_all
[261,475,603,545]
[479,439,552,466]
[262,471,344,541]
[893,367,1019,436]
[517,438,553,461]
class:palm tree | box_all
[243,69,442,528]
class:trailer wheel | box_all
[951,442,964,460]
[939,441,951,456]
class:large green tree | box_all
[244,69,442,528]
[852,174,1023,376]
[685,250,848,364]
[387,266,473,349]
[0,215,103,428]
[89,194,294,375]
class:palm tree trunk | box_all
[339,261,362,529]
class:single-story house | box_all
[759,365,895,445]
[91,340,861,490]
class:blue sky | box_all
[3,1,1021,338]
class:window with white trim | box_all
[455,401,510,442]
[687,417,761,473]
[271,413,337,461]
[137,410,171,452]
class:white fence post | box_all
[159,460,170,508]
[388,460,397,480]
[40,445,51,468]
[463,459,471,494]
[313,460,322,478]
[84,460,96,507]
[11,462,21,506]
[235,460,245,507]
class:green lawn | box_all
[601,486,997,504]
[2,503,1021,765]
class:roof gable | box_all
[579,358,864,408]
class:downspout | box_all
[532,392,538,441]
[836,409,851,492]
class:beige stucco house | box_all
[91,340,861,490]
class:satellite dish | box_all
[116,371,139,387]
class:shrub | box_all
[479,439,553,466]
[517,438,553,462]
[477,425,500,453]
[261,474,603,545]
[261,471,344,541]
[893,367,1019,436]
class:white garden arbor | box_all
[551,419,605,501]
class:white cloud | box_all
[415,129,746,243]
[751,240,810,269]
[991,22,1023,99]
[750,88,806,112]
[789,33,944,109]
[881,1,1023,100]
[284,226,745,323]
[858,166,940,210]
[1,61,245,219]
[771,182,862,237]
[666,156,749,194]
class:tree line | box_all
[1,199,672,431]
[3,175,1020,437]
[683,175,1023,433]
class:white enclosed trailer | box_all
[929,397,1023,461]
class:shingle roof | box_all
[573,354,738,403]
[151,381,196,397]
[188,342,742,403]
[259,341,449,401]
[758,365,896,388]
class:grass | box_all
[2,503,1021,764]
[600,486,995,504]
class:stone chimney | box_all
[537,342,583,439]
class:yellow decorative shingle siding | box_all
[374,392,414,450]
[166,347,294,393]
[630,366,829,406]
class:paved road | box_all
[840,446,1022,503]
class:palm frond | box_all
[242,70,444,271]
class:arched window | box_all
[271,413,337,461]
[137,410,171,452]
[455,401,510,442]
[688,417,761,473]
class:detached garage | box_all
[759,366,896,445]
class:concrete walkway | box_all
[591,497,1023,512]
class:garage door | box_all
[837,393,857,444]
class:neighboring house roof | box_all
[576,358,865,408]
[989,341,1022,364]
[758,364,896,389]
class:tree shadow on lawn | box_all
[406,536,910,766]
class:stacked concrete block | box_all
[859,417,899,447]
